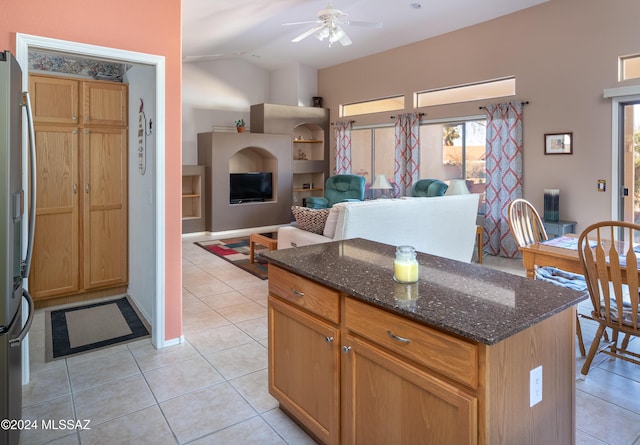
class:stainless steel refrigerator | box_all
[0,50,36,445]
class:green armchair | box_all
[410,179,448,197]
[305,174,366,209]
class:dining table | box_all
[519,235,583,280]
[520,234,640,283]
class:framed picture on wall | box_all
[544,132,573,155]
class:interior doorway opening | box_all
[15,34,168,354]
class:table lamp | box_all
[448,179,470,195]
[371,174,393,199]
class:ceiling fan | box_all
[283,1,383,47]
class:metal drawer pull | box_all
[290,288,304,297]
[324,336,334,344]
[387,330,411,344]
[342,346,351,353]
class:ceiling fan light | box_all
[329,27,345,44]
[316,27,330,41]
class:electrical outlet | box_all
[530,365,543,407]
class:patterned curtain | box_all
[393,113,420,197]
[484,101,524,258]
[334,120,352,174]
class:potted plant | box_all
[235,119,246,133]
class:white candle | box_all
[394,259,419,283]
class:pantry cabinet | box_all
[31,126,80,298]
[29,74,128,302]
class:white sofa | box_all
[277,194,481,263]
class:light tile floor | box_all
[19,234,640,444]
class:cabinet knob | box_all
[73,183,77,194]
[85,183,90,194]
[324,336,334,344]
[290,288,304,297]
[72,115,77,121]
[342,345,351,353]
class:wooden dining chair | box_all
[507,198,586,355]
[507,198,548,247]
[578,221,640,376]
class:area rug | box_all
[45,296,150,362]
[195,235,274,280]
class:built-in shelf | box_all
[182,165,205,233]
[293,187,323,192]
[250,103,330,211]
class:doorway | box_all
[617,101,640,233]
[15,33,167,351]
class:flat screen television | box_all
[229,172,273,204]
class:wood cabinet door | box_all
[29,76,79,125]
[342,334,478,445]
[82,127,128,289]
[30,126,80,299]
[82,81,128,127]
[268,296,340,445]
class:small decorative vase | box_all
[543,189,559,222]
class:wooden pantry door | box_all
[30,126,80,298]
[82,127,128,289]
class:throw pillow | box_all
[291,206,330,234]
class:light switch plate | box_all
[530,365,543,407]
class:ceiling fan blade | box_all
[292,24,325,43]
[182,54,225,63]
[345,20,383,28]
[282,20,321,26]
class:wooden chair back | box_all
[507,199,548,248]
[577,220,640,374]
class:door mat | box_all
[195,235,275,280]
[45,296,150,362]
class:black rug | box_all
[45,296,150,361]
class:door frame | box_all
[15,33,167,350]
[605,85,640,220]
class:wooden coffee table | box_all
[249,233,278,263]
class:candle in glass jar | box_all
[393,245,419,283]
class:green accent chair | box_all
[410,179,448,197]
[305,174,366,209]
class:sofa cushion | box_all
[291,206,330,234]
[323,205,342,238]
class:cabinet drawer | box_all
[269,265,340,324]
[345,298,478,388]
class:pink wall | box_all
[0,0,183,341]
[318,0,640,233]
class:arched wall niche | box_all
[197,132,292,232]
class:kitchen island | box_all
[262,238,586,445]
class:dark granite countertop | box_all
[261,238,587,345]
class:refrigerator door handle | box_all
[21,91,36,279]
[9,288,34,348]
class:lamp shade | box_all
[371,174,393,190]
[448,179,470,195]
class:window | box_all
[351,126,395,192]
[415,77,515,108]
[351,118,487,208]
[621,55,640,81]
[341,95,405,117]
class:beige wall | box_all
[318,0,640,233]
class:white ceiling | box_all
[182,0,548,71]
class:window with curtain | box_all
[351,118,486,207]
